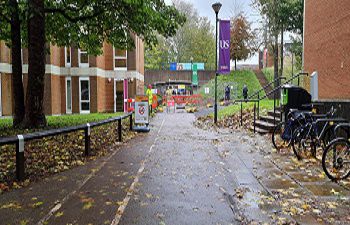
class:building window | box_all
[78,49,89,68]
[79,77,90,113]
[65,47,71,67]
[114,48,127,71]
[66,77,72,114]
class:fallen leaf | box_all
[55,212,64,217]
[32,201,44,208]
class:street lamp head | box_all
[212,2,222,14]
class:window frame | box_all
[65,47,72,67]
[79,77,90,114]
[78,48,89,68]
[65,77,72,114]
[113,48,127,71]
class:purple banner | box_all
[218,20,231,74]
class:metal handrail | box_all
[259,72,309,101]
[229,72,310,131]
[0,112,133,181]
[248,76,286,99]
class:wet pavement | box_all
[1,111,350,225]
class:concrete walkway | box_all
[0,112,349,225]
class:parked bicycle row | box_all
[272,106,350,182]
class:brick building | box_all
[0,36,144,116]
[304,0,350,100]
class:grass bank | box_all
[199,70,262,101]
[262,66,305,86]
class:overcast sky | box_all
[164,0,262,65]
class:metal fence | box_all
[0,113,133,181]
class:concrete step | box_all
[254,120,276,132]
[250,125,270,135]
[267,109,282,118]
[259,115,281,124]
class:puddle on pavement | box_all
[293,214,328,225]
[238,188,277,222]
[289,172,326,183]
[304,183,349,196]
[264,178,299,190]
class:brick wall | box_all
[105,78,115,112]
[104,44,114,71]
[60,76,66,114]
[136,80,144,95]
[1,74,13,116]
[96,77,105,112]
[50,75,62,115]
[0,41,10,63]
[304,0,350,100]
[90,76,98,113]
[0,35,144,116]
[50,45,62,67]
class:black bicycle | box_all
[322,123,350,181]
[292,107,347,160]
[272,109,308,151]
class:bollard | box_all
[129,114,133,130]
[85,123,91,156]
[16,135,25,181]
[118,119,122,142]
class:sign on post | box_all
[135,96,149,124]
[218,20,231,74]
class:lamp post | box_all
[212,2,221,124]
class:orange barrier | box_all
[126,98,134,112]
[152,94,158,109]
[171,95,203,105]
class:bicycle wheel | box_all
[292,126,308,160]
[322,138,350,181]
[272,122,292,151]
[323,126,349,148]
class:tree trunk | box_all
[279,26,284,77]
[235,59,237,71]
[23,0,47,128]
[9,0,25,127]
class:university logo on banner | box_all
[218,20,230,74]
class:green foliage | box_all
[290,36,303,70]
[44,0,186,55]
[1,0,186,58]
[255,0,303,35]
[145,0,215,70]
[0,0,27,47]
[199,70,263,101]
[230,14,258,62]
[262,67,274,83]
